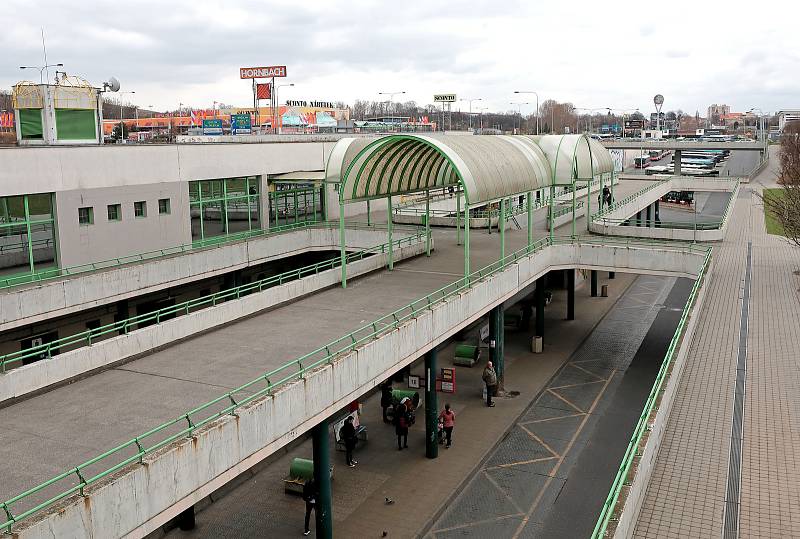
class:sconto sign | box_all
[286,100,335,108]
[434,94,457,103]
[239,66,287,79]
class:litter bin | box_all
[392,389,420,408]
[531,336,543,353]
[601,284,609,297]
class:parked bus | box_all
[634,156,650,168]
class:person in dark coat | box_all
[380,383,393,423]
[302,477,316,536]
[341,416,357,467]
[482,361,498,407]
[393,399,410,450]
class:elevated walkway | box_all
[2,227,708,538]
[602,140,765,151]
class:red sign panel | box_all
[256,83,271,100]
[240,66,287,79]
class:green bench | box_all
[453,343,481,367]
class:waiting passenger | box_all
[394,398,411,450]
[340,416,358,468]
[380,382,393,423]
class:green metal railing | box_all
[591,247,712,538]
[0,230,426,372]
[594,217,723,231]
[591,181,665,220]
[0,220,408,291]
[0,235,709,532]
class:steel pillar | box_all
[591,269,598,297]
[456,190,461,245]
[489,303,505,388]
[425,189,431,257]
[674,150,682,176]
[535,279,545,339]
[312,420,333,539]
[654,200,660,226]
[339,200,347,288]
[387,195,393,270]
[567,269,575,320]
[527,191,533,248]
[500,198,506,263]
[636,210,642,226]
[464,201,470,282]
[425,348,438,459]
[646,204,652,227]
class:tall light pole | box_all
[574,107,608,134]
[459,98,482,130]
[608,108,639,138]
[514,91,539,134]
[477,106,489,130]
[747,108,772,144]
[378,90,406,121]
[510,102,529,134]
[19,63,63,84]
[118,91,135,142]
[275,83,294,133]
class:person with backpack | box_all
[439,403,456,448]
[302,477,316,536]
[394,398,410,450]
[340,415,357,467]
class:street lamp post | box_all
[378,91,406,127]
[509,102,529,134]
[514,91,539,134]
[274,83,295,133]
[459,98,482,130]
[118,91,136,142]
[477,107,489,130]
[19,63,64,84]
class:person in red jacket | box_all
[439,403,456,448]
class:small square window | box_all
[107,204,121,221]
[78,206,94,226]
[134,201,147,218]
[158,198,171,215]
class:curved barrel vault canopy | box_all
[326,134,553,205]
[526,134,615,185]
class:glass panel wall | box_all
[189,176,261,242]
[268,182,324,228]
[0,193,57,277]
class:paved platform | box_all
[0,181,651,514]
[634,152,800,537]
[161,270,639,538]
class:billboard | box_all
[240,66,287,79]
[434,94,457,103]
[202,119,223,135]
[256,83,271,99]
[230,114,252,135]
[624,119,644,129]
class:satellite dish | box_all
[104,77,120,92]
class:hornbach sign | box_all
[240,66,287,79]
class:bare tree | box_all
[761,123,800,245]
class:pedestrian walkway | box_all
[424,274,682,538]
[634,155,800,537]
[162,272,638,538]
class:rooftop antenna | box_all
[41,27,50,84]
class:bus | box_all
[634,156,650,168]
[648,149,668,161]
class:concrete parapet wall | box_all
[0,227,406,333]
[13,241,706,539]
[0,241,426,405]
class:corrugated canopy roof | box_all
[326,133,613,204]
[528,135,614,184]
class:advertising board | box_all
[239,66,287,79]
[433,94,457,103]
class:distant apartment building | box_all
[778,110,800,132]
[707,104,731,120]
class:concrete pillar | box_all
[566,269,575,321]
[535,280,545,340]
[674,150,682,176]
[176,506,195,531]
[425,348,438,459]
[609,271,615,279]
[312,420,333,539]
[636,210,642,226]
[645,204,652,227]
[591,270,598,297]
[489,303,505,387]
[654,200,661,226]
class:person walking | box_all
[394,398,410,450]
[302,477,316,536]
[482,361,498,407]
[340,416,357,467]
[380,382,393,423]
[439,403,456,448]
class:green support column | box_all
[567,269,575,320]
[591,269,598,297]
[456,189,461,246]
[23,196,34,273]
[646,204,652,227]
[387,195,394,270]
[500,198,506,264]
[571,184,577,237]
[489,303,505,389]
[425,189,431,257]
[366,199,371,226]
[535,279,545,341]
[610,171,615,206]
[425,348,438,459]
[548,185,555,243]
[312,420,333,539]
[526,191,533,249]
[464,201,470,283]
[339,199,347,288]
[586,178,592,231]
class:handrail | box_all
[593,217,723,231]
[0,236,710,532]
[0,220,414,292]
[592,181,665,220]
[590,247,712,538]
[0,230,427,372]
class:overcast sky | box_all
[2,0,798,116]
